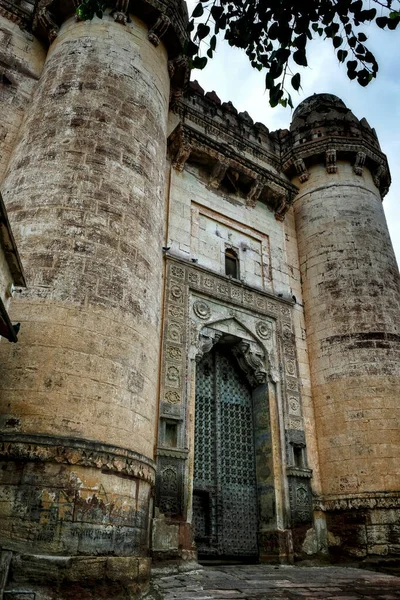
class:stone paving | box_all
[147,564,400,600]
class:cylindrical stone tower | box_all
[282,94,400,559]
[0,0,187,597]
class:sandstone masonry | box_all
[0,1,399,598]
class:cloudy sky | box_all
[186,5,400,265]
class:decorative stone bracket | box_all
[282,137,391,197]
[195,327,222,362]
[32,0,189,64]
[231,340,268,387]
[168,124,298,221]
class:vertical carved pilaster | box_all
[326,148,337,174]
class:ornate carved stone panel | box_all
[156,258,309,527]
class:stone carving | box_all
[314,493,400,512]
[209,161,228,189]
[288,396,300,414]
[171,265,185,279]
[0,434,156,483]
[326,148,337,174]
[167,322,182,343]
[232,341,268,387]
[285,360,296,375]
[166,365,180,385]
[148,14,170,46]
[168,123,297,220]
[294,158,309,183]
[193,300,211,320]
[196,328,222,362]
[165,391,181,404]
[246,177,266,208]
[353,151,366,176]
[256,321,272,340]
[34,1,59,42]
[170,284,183,300]
[166,346,182,361]
[112,0,129,23]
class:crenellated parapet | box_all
[280,93,391,197]
[171,81,298,220]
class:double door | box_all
[193,346,258,559]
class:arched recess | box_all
[191,320,281,562]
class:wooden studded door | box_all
[193,346,259,560]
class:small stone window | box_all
[165,422,178,448]
[293,445,303,468]
[225,248,239,279]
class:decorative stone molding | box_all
[314,492,400,512]
[232,340,268,387]
[156,258,305,522]
[353,151,366,176]
[168,123,297,220]
[0,433,156,484]
[325,148,337,174]
[287,466,312,478]
[282,138,390,197]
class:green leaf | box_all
[192,56,208,70]
[192,3,203,18]
[376,16,388,28]
[333,36,343,48]
[210,35,217,51]
[196,23,210,40]
[291,72,301,91]
[293,49,307,66]
[337,49,348,63]
[185,40,199,57]
[357,32,367,42]
[211,5,224,20]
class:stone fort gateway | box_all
[0,0,399,598]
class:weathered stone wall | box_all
[0,10,171,597]
[0,14,46,183]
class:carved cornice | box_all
[282,136,390,197]
[0,0,36,28]
[0,433,156,484]
[31,0,188,63]
[168,123,298,221]
[157,448,188,459]
[287,466,312,479]
[314,492,400,512]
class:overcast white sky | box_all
[186,5,400,266]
